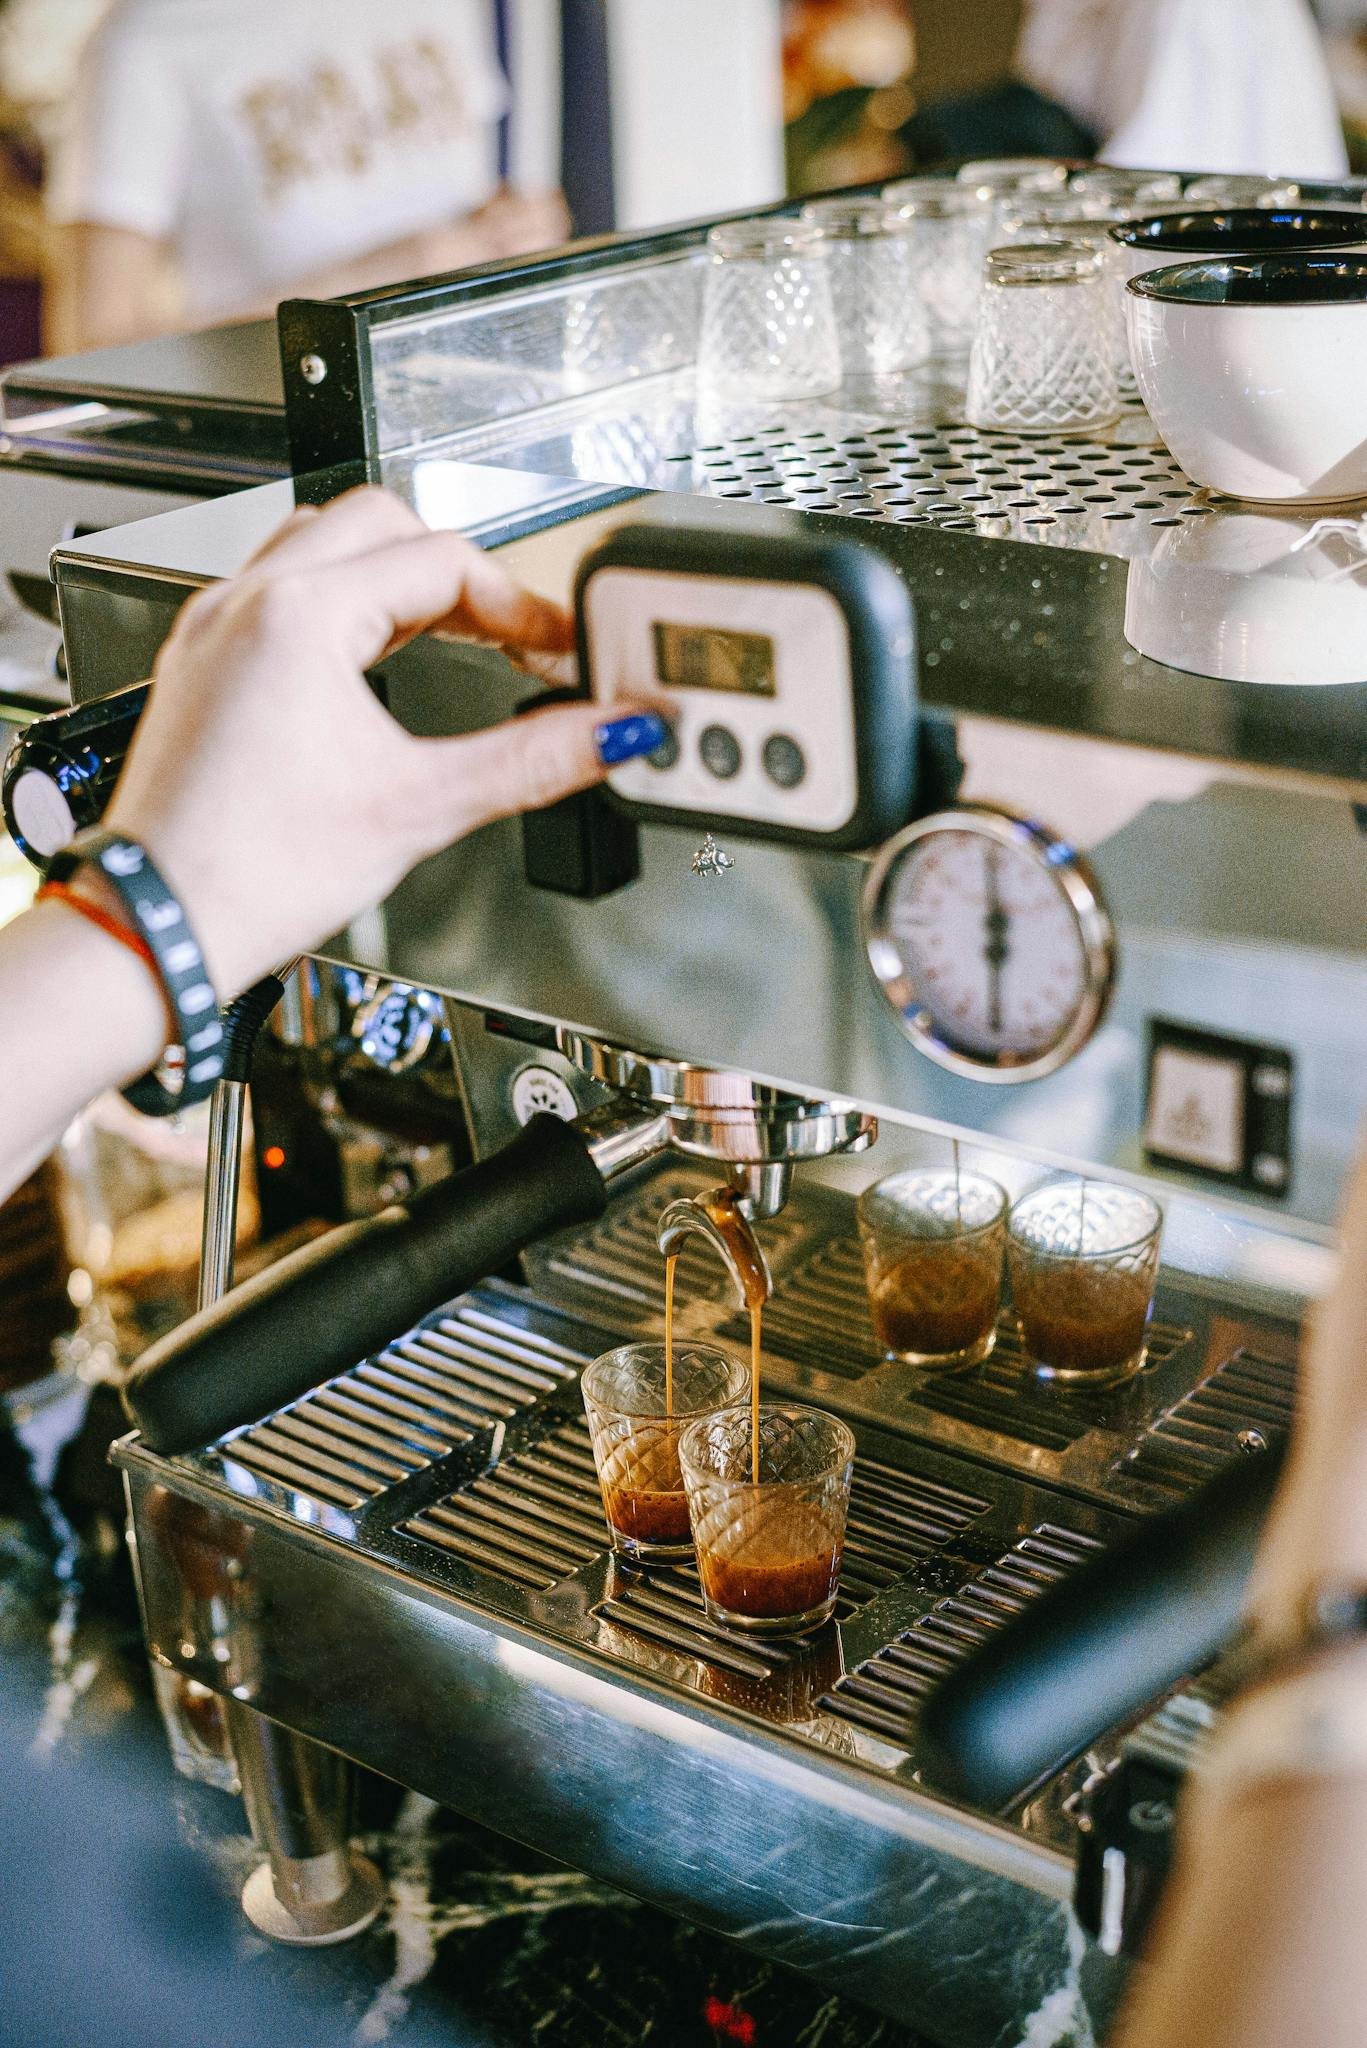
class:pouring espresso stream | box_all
[658,1188,771,1481]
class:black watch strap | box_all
[47,828,226,1117]
[1219,1585,1367,1702]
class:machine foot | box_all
[241,1850,386,1946]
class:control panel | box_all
[576,519,920,850]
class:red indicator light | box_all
[703,1995,757,2045]
[262,1145,286,1169]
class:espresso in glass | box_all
[679,1403,855,1636]
[858,1169,1007,1372]
[582,1342,749,1563]
[1007,1179,1163,1387]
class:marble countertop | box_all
[0,1374,928,2048]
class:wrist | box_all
[24,894,170,1083]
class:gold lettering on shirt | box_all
[237,37,473,205]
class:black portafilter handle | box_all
[917,1439,1289,1811]
[123,1113,610,1455]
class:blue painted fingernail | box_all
[595,712,669,765]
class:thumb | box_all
[420,699,668,846]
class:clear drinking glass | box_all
[1007,1180,1163,1387]
[582,1341,749,1563]
[885,176,996,358]
[957,157,1070,202]
[1068,167,1183,211]
[998,213,1133,372]
[800,196,929,388]
[679,1403,855,1636]
[696,218,841,407]
[998,191,1112,238]
[857,1169,1007,1372]
[966,242,1120,434]
[1184,174,1301,208]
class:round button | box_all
[699,724,742,780]
[762,733,807,789]
[646,725,680,771]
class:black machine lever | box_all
[123,1112,610,1455]
[918,1440,1288,1810]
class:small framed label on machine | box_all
[1143,1017,1294,1196]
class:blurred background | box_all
[0,0,1359,369]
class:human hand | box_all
[1250,1123,1367,1629]
[469,186,573,256]
[100,486,662,1001]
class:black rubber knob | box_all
[918,1441,1288,1810]
[124,1113,608,1455]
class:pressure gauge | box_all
[862,804,1115,1083]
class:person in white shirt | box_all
[1014,0,1348,176]
[44,0,567,353]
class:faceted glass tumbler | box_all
[966,242,1120,434]
[884,177,995,358]
[697,218,841,407]
[582,1342,749,1563]
[1067,167,1183,212]
[957,158,1070,201]
[1184,174,1301,208]
[998,214,1133,373]
[800,196,929,387]
[857,1169,1007,1373]
[1007,1180,1163,1388]
[679,1403,855,1636]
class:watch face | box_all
[863,808,1115,1081]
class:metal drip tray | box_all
[208,1295,584,1520]
[535,1165,1299,1513]
[122,1214,1295,2042]
[823,1523,1105,1746]
[169,1273,1128,1828]
[423,372,1214,563]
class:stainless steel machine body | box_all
[0,319,286,717]
[47,187,1367,2043]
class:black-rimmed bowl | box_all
[1125,252,1367,502]
[1110,207,1367,285]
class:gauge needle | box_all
[984,843,1010,1037]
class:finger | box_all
[303,527,575,667]
[418,699,666,844]
[241,485,423,578]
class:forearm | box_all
[0,900,167,1203]
[1120,1132,1367,2046]
[1118,1652,1367,2048]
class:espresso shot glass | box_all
[679,1403,855,1637]
[857,1169,1007,1373]
[582,1342,749,1565]
[1007,1180,1163,1388]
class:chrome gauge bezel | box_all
[860,803,1116,1083]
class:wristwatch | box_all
[44,828,226,1117]
[1219,1583,1367,1701]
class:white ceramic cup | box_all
[1124,509,1367,684]
[1126,254,1367,504]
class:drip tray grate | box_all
[401,1417,605,1589]
[404,1423,991,1603]
[595,1458,991,1668]
[1118,1348,1296,1495]
[722,1234,1191,1452]
[214,1300,584,1513]
[822,1523,1104,1745]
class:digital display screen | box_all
[651,621,776,696]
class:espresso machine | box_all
[26,182,1367,2045]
